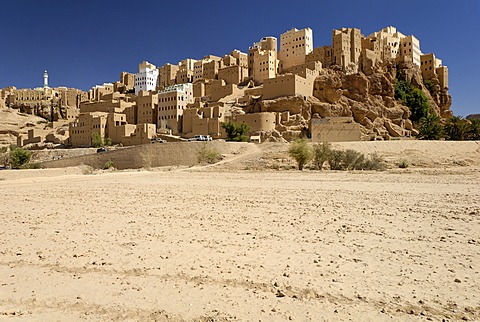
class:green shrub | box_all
[313,142,333,170]
[221,121,250,142]
[288,139,313,170]
[329,150,346,170]
[92,133,103,148]
[103,159,114,170]
[21,162,42,169]
[82,165,94,175]
[0,146,7,154]
[327,150,385,171]
[104,137,113,146]
[398,159,409,169]
[197,146,222,164]
[344,149,364,169]
[9,146,32,168]
[362,153,386,171]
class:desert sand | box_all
[0,145,479,321]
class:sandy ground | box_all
[0,164,479,321]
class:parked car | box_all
[188,135,213,141]
[151,138,167,143]
[96,147,107,153]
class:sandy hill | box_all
[0,108,48,146]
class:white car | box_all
[189,135,212,141]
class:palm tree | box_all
[444,116,467,140]
[418,113,443,140]
[467,119,480,140]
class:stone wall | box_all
[40,141,250,170]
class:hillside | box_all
[0,107,68,147]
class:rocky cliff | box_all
[247,60,453,141]
[15,103,66,121]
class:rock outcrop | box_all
[245,59,453,141]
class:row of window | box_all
[159,115,178,120]
[286,43,306,51]
[421,60,434,65]
[284,35,307,41]
[159,105,185,111]
[15,97,46,100]
[159,95,186,102]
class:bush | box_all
[398,159,409,168]
[344,149,364,169]
[92,133,103,148]
[9,146,32,168]
[362,153,386,171]
[81,165,94,175]
[104,137,113,146]
[103,159,114,170]
[197,146,222,164]
[0,146,7,154]
[221,121,250,142]
[21,162,42,169]
[327,150,385,171]
[288,139,313,170]
[329,149,346,170]
[313,142,333,170]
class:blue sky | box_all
[1,0,478,116]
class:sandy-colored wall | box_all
[263,74,313,100]
[311,117,361,142]
[218,65,248,85]
[436,66,448,89]
[39,141,250,170]
[236,112,277,132]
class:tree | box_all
[466,119,480,140]
[9,146,32,168]
[405,88,430,121]
[394,79,414,101]
[444,116,467,140]
[288,139,313,170]
[418,113,443,140]
[221,121,250,142]
[394,79,430,122]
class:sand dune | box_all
[1,164,479,321]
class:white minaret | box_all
[43,70,49,88]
